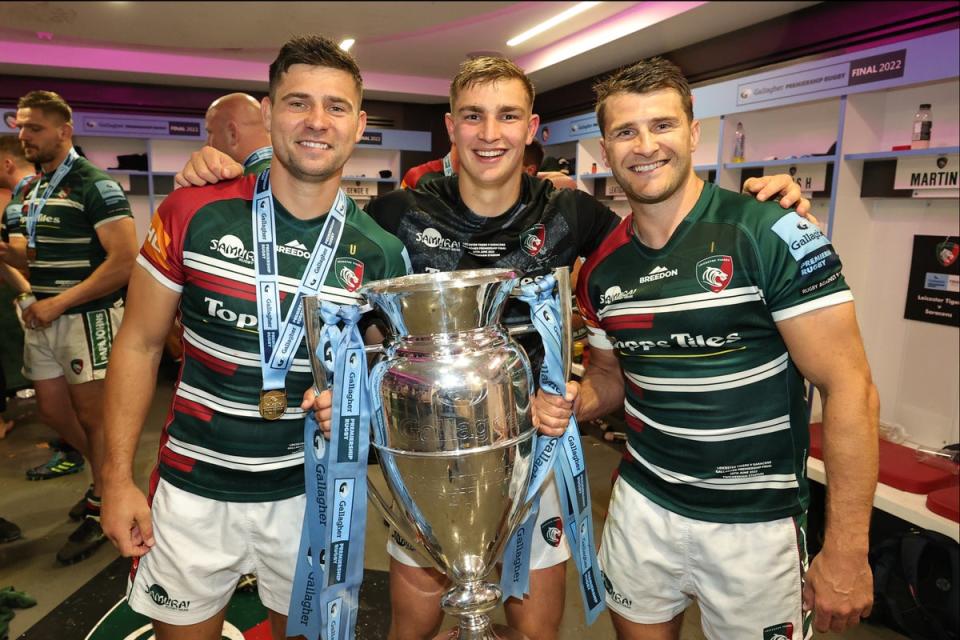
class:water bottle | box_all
[732,122,745,162]
[911,104,932,149]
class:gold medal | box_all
[259,389,287,421]
[26,247,37,262]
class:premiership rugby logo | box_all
[696,255,733,293]
[540,516,563,547]
[335,257,364,292]
[521,224,546,256]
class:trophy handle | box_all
[302,295,329,394]
[552,266,574,382]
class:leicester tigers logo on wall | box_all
[520,224,546,256]
[334,257,365,292]
[696,255,733,293]
[936,240,958,267]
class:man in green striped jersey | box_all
[4,92,138,565]
[536,58,879,639]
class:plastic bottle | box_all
[732,122,745,162]
[912,104,932,149]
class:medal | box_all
[259,389,287,421]
[26,247,37,262]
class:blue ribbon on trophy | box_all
[289,301,371,640]
[503,272,606,624]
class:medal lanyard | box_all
[12,174,33,200]
[25,147,79,249]
[442,152,454,177]
[253,169,348,399]
[243,146,273,170]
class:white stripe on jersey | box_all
[32,285,75,293]
[35,235,93,244]
[586,325,615,350]
[94,214,132,228]
[626,442,799,490]
[29,197,83,211]
[165,435,303,472]
[137,255,183,293]
[181,325,311,373]
[599,286,764,319]
[771,290,854,322]
[183,251,361,304]
[625,352,788,392]
[624,400,791,441]
[176,381,306,420]
[29,259,91,268]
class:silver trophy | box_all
[362,268,537,640]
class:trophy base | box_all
[433,623,529,640]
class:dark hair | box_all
[0,135,27,160]
[524,139,544,170]
[17,90,72,124]
[593,57,693,136]
[450,56,535,111]
[268,35,363,100]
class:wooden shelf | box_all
[844,145,960,161]
[723,155,837,170]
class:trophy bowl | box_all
[362,269,536,640]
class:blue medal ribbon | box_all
[24,147,79,251]
[442,151,454,177]
[289,302,370,640]
[252,169,347,399]
[243,146,273,171]
[502,274,606,624]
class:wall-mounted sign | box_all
[343,182,375,198]
[359,131,383,146]
[904,235,959,327]
[604,180,625,198]
[76,114,203,138]
[894,154,959,193]
[764,163,827,193]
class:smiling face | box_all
[262,63,366,184]
[600,88,700,208]
[445,78,539,193]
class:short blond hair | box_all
[449,56,535,110]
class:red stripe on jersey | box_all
[183,342,240,376]
[160,447,197,474]
[186,267,257,301]
[173,395,216,422]
[576,216,633,326]
[624,412,646,434]
[602,313,654,331]
[139,175,257,285]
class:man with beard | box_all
[3,93,137,564]
[536,57,878,639]
[100,36,409,639]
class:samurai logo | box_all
[334,257,364,292]
[936,240,958,267]
[696,255,733,293]
[521,224,546,256]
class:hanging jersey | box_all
[577,182,853,524]
[138,174,410,502]
[367,174,621,365]
[400,157,447,190]
[19,157,132,313]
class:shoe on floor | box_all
[69,486,95,521]
[0,519,20,544]
[26,449,85,481]
[56,517,106,565]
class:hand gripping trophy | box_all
[297,267,603,640]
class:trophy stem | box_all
[435,581,529,640]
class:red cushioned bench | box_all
[926,485,960,523]
[808,422,957,495]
